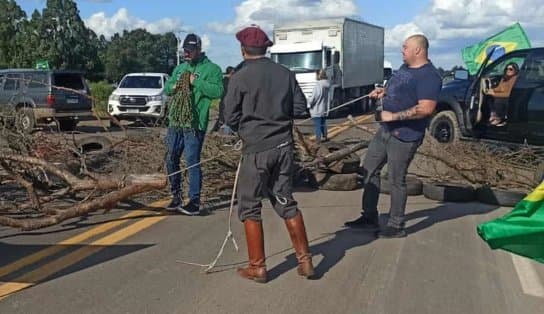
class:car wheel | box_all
[15,107,35,133]
[57,119,78,131]
[429,110,459,144]
[422,182,476,202]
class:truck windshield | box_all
[271,51,322,72]
[119,76,162,89]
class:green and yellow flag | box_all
[462,22,531,75]
[477,182,544,263]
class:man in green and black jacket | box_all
[163,33,223,215]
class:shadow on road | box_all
[267,201,500,281]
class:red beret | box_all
[236,25,273,48]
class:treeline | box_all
[0,0,178,82]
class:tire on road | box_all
[75,135,113,155]
[476,186,526,207]
[422,182,476,202]
[313,172,362,191]
[380,175,423,196]
[429,110,459,144]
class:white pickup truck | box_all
[108,72,169,122]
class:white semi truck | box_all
[270,18,384,115]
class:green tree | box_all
[103,29,177,82]
[0,0,27,68]
[38,0,101,73]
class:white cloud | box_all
[383,0,544,68]
[84,8,184,38]
[201,34,212,52]
[208,0,359,34]
[385,0,544,49]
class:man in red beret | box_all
[224,25,313,283]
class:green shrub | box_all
[89,81,115,116]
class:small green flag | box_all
[477,182,544,263]
[35,60,50,70]
[461,22,531,75]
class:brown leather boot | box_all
[237,219,267,283]
[285,212,315,278]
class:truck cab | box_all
[430,48,544,147]
[270,41,336,101]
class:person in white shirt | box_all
[307,69,331,144]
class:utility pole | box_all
[175,29,189,65]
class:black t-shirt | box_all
[382,62,442,142]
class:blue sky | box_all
[19,0,544,71]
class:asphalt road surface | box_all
[1,189,543,314]
[1,117,542,313]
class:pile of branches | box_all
[348,120,538,192]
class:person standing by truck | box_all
[308,69,331,144]
[344,34,442,238]
[163,33,224,215]
[223,25,313,283]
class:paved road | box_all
[1,188,543,314]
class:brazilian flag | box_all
[477,182,544,263]
[462,22,531,75]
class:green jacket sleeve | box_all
[164,65,185,96]
[192,64,224,99]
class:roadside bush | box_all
[89,81,115,117]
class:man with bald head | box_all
[345,34,442,238]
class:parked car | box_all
[108,73,169,123]
[428,47,544,182]
[0,69,93,132]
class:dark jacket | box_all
[224,57,307,153]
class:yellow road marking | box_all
[0,214,166,299]
[0,208,156,279]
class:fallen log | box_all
[0,176,165,230]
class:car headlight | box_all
[147,95,163,102]
[109,94,120,101]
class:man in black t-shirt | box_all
[345,34,442,238]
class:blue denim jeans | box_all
[312,117,327,140]
[165,127,206,203]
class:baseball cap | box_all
[183,33,202,52]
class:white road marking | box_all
[511,254,544,298]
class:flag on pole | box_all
[477,182,544,263]
[461,22,531,75]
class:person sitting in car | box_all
[485,62,519,126]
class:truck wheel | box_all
[58,119,78,131]
[429,111,459,143]
[15,107,35,133]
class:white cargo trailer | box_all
[270,18,384,114]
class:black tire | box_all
[429,110,459,144]
[476,186,526,207]
[535,162,544,185]
[422,182,476,202]
[313,172,361,191]
[75,136,113,154]
[58,119,78,131]
[15,107,35,133]
[380,175,423,196]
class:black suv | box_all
[0,69,93,132]
[429,48,544,147]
